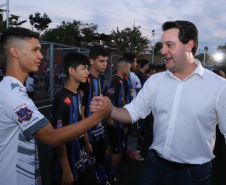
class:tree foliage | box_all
[80,23,98,42]
[111,26,149,54]
[29,12,52,31]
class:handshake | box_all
[90,95,113,118]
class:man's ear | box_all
[68,67,75,76]
[9,46,20,59]
[187,40,194,53]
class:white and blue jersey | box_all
[0,76,49,185]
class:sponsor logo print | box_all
[16,106,33,124]
[64,97,71,106]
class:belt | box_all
[151,149,199,169]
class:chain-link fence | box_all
[33,41,121,103]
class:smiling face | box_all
[161,28,190,73]
[17,37,43,73]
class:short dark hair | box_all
[0,27,39,49]
[123,53,136,63]
[146,63,156,73]
[89,45,109,60]
[139,59,149,68]
[162,20,198,56]
[63,52,89,77]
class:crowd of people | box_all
[1,19,226,185]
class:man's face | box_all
[161,28,188,73]
[145,63,149,72]
[131,58,137,70]
[72,64,89,83]
[90,55,108,74]
[18,38,43,73]
[123,63,131,77]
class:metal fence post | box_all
[50,43,54,101]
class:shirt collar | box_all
[4,76,24,87]
[166,59,204,80]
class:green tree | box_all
[9,14,27,27]
[43,20,82,45]
[111,26,149,54]
[80,23,98,43]
[29,12,52,31]
[155,42,163,52]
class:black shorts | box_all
[106,124,125,154]
[92,139,107,166]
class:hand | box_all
[61,170,74,185]
[97,96,113,118]
[90,95,105,113]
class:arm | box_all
[90,96,132,124]
[56,145,74,184]
[34,96,112,147]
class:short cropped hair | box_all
[63,52,89,77]
[117,57,130,69]
[89,45,109,60]
[139,59,149,68]
[0,27,39,57]
[162,20,198,56]
[123,53,136,63]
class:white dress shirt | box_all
[124,60,226,164]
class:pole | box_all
[6,0,9,28]
[204,49,206,67]
[152,30,156,63]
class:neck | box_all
[64,78,79,94]
[89,68,99,78]
[117,71,124,79]
[173,59,197,80]
[140,68,146,74]
[5,62,28,84]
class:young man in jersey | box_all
[0,27,111,185]
[52,52,101,185]
[81,45,109,185]
[123,52,144,161]
[103,57,131,185]
[136,59,149,87]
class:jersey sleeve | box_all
[52,94,70,129]
[104,79,121,100]
[4,93,49,139]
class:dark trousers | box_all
[139,150,212,185]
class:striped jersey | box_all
[52,88,91,182]
[81,74,105,143]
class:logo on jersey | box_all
[119,80,123,84]
[16,107,33,124]
[107,88,115,94]
[87,77,90,84]
[64,97,71,106]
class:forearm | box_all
[56,145,71,172]
[110,106,132,124]
[35,110,108,147]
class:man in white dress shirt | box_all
[91,20,226,185]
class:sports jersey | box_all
[81,74,105,143]
[52,88,91,182]
[0,76,49,185]
[136,71,146,88]
[130,72,141,99]
[123,75,133,104]
[103,76,124,129]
